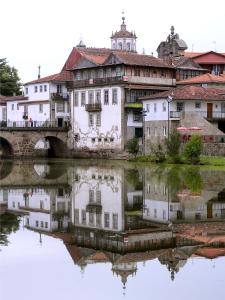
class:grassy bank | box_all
[129,155,225,166]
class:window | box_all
[74,92,79,106]
[163,210,166,220]
[25,87,28,94]
[11,104,14,111]
[45,222,48,228]
[17,104,19,110]
[88,91,94,104]
[34,86,38,93]
[76,71,81,80]
[82,210,86,224]
[96,113,101,126]
[147,127,151,137]
[96,214,102,228]
[89,113,94,126]
[162,102,167,112]
[176,102,184,112]
[104,213,110,228]
[154,103,157,112]
[40,221,44,228]
[89,213,94,225]
[118,42,122,50]
[112,88,118,104]
[26,218,29,225]
[40,85,43,92]
[81,92,86,106]
[74,209,79,224]
[96,90,101,104]
[127,42,131,51]
[96,190,101,203]
[57,103,64,112]
[36,220,39,227]
[40,201,44,209]
[39,104,43,113]
[163,126,167,137]
[134,67,140,76]
[57,84,62,94]
[104,90,109,105]
[89,189,94,202]
[113,214,118,229]
[154,209,157,218]
[154,127,157,136]
[116,67,121,76]
[146,104,150,112]
[133,112,142,122]
[195,102,201,109]
[91,137,95,143]
[44,85,47,92]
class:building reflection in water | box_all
[1,161,225,290]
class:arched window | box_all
[118,42,122,50]
[127,42,131,51]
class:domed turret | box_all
[111,12,137,52]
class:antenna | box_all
[38,65,41,79]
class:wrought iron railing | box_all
[170,111,225,120]
[51,93,69,101]
[3,120,69,129]
[85,103,102,112]
[72,76,125,87]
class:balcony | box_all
[170,111,225,120]
[85,103,102,112]
[51,92,69,101]
[72,76,125,88]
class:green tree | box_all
[183,135,203,164]
[0,58,22,96]
[126,137,139,157]
[165,129,181,162]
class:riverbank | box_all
[129,155,225,166]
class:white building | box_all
[6,71,72,128]
[0,96,7,124]
[70,49,175,151]
[141,85,225,153]
[71,166,124,232]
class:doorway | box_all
[207,103,213,119]
[57,118,63,127]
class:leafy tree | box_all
[126,137,139,157]
[183,135,203,164]
[0,212,20,246]
[165,129,181,162]
[0,58,22,96]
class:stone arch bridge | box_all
[0,127,70,158]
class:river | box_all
[1,159,225,299]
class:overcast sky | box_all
[1,0,225,83]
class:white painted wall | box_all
[127,111,142,128]
[71,167,124,232]
[143,98,225,121]
[72,86,122,150]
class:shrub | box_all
[183,135,202,164]
[150,142,166,162]
[165,129,181,162]
[126,137,139,157]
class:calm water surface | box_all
[1,159,225,300]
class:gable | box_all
[178,58,203,70]
[104,53,122,65]
[194,52,225,64]
[74,57,98,69]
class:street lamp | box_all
[141,109,147,155]
[166,94,174,139]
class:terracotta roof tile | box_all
[3,95,28,101]
[140,85,225,101]
[24,70,73,85]
[111,51,173,68]
[177,73,225,85]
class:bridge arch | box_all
[34,135,69,158]
[0,137,13,158]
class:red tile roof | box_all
[3,95,28,101]
[111,51,173,68]
[140,85,225,101]
[183,52,205,58]
[195,247,225,259]
[177,73,225,85]
[24,70,73,85]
